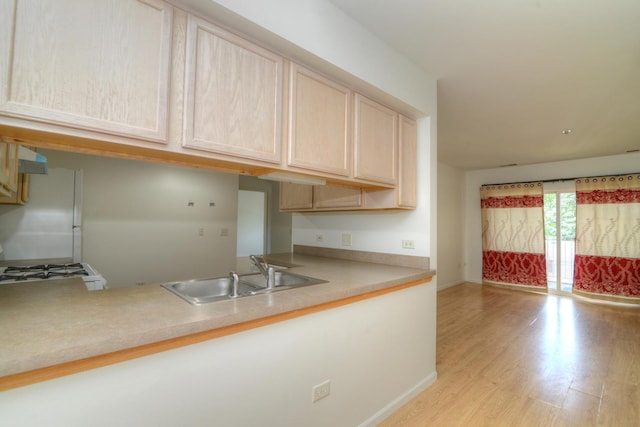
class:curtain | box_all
[573,174,640,303]
[481,182,547,290]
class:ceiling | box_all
[328,0,640,170]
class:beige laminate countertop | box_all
[0,252,433,383]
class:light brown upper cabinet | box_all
[313,185,362,209]
[183,15,283,164]
[0,141,18,197]
[0,0,173,143]
[288,64,351,177]
[397,115,418,208]
[282,115,417,212]
[353,94,398,185]
[279,183,362,212]
[279,183,313,211]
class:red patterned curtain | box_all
[481,182,547,290]
[573,174,640,303]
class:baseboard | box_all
[437,280,464,291]
[357,370,438,427]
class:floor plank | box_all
[380,283,640,426]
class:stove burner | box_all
[47,269,88,277]
[1,263,90,282]
[0,272,48,281]
[4,265,46,273]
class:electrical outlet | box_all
[220,227,229,237]
[315,233,324,242]
[198,227,204,237]
[341,233,352,246]
[402,240,415,249]
[312,380,331,403]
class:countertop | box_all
[0,250,434,380]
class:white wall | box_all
[464,152,640,283]
[237,190,266,256]
[0,168,75,261]
[0,282,437,427]
[437,162,465,290]
[44,150,239,288]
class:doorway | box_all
[543,182,576,294]
[237,190,266,257]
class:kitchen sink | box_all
[161,277,260,305]
[161,271,327,305]
[240,271,328,290]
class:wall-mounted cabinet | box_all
[182,15,283,164]
[280,116,416,212]
[279,183,361,212]
[353,94,397,186]
[397,115,418,208]
[0,0,173,143]
[287,64,351,177]
[314,186,362,209]
[0,141,18,197]
[0,173,29,205]
[279,183,313,211]
[0,0,419,206]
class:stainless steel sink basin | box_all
[240,271,328,290]
[161,276,261,305]
[161,271,327,305]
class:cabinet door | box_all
[0,173,28,205]
[353,94,397,185]
[398,115,417,208]
[0,0,173,142]
[280,183,313,211]
[288,64,351,176]
[183,15,283,164]
[0,142,18,197]
[314,185,362,209]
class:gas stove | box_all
[0,263,107,290]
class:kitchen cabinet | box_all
[353,94,398,185]
[363,115,417,209]
[281,115,417,212]
[0,141,18,197]
[0,0,173,143]
[0,173,29,205]
[280,183,362,211]
[313,186,362,209]
[279,183,313,210]
[0,1,417,196]
[397,115,418,208]
[287,64,351,177]
[182,15,283,164]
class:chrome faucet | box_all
[249,255,275,290]
[229,271,239,298]
[249,255,268,275]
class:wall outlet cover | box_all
[312,379,331,403]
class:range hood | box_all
[18,146,48,174]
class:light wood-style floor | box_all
[381,282,640,427]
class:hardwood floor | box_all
[380,283,640,427]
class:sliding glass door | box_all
[544,183,577,294]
